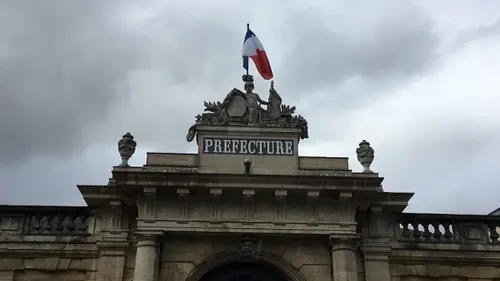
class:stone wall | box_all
[385,213,500,281]
[158,234,334,281]
[3,205,500,281]
[388,244,500,280]
[0,206,98,281]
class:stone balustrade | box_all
[399,212,500,244]
[0,205,90,236]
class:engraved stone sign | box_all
[203,138,294,156]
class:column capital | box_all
[329,234,360,252]
[133,230,163,246]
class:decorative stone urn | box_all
[117,132,136,167]
[356,140,374,173]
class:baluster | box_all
[63,215,74,232]
[74,216,86,232]
[401,223,411,239]
[84,216,90,230]
[443,222,453,240]
[52,214,64,231]
[411,222,422,241]
[488,223,499,243]
[41,215,51,232]
[422,222,432,241]
[432,221,442,241]
[30,215,41,233]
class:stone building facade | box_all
[1,77,500,281]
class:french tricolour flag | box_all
[242,25,274,80]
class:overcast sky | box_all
[1,0,499,214]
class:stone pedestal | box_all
[330,236,358,281]
[361,244,391,281]
[0,271,14,281]
[96,232,129,281]
[133,235,160,281]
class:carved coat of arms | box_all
[186,75,308,142]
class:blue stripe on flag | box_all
[244,29,254,42]
[243,55,249,71]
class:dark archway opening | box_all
[199,261,288,281]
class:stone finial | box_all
[118,132,136,167]
[356,140,375,173]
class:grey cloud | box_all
[0,1,444,167]
[0,1,142,166]
[451,18,500,51]
[0,1,241,167]
[280,2,440,105]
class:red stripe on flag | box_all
[250,50,274,80]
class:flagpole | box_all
[245,23,250,76]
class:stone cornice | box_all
[0,241,98,259]
[389,245,500,265]
[136,220,356,235]
[111,169,385,191]
[0,205,89,213]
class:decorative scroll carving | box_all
[186,75,309,142]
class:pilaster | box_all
[361,206,392,281]
[108,200,123,231]
[275,190,287,223]
[329,234,359,281]
[96,232,129,281]
[96,200,130,281]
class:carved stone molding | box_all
[177,188,190,218]
[238,236,259,260]
[368,206,384,239]
[109,200,122,230]
[306,191,320,223]
[329,234,360,252]
[210,188,223,221]
[339,191,352,200]
[336,192,356,223]
[143,187,157,221]
[242,189,255,221]
[185,76,309,143]
[184,249,307,281]
[275,190,287,222]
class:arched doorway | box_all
[200,261,288,281]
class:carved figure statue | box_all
[185,75,309,142]
[243,76,268,125]
[356,140,375,173]
[267,80,282,123]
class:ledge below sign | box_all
[203,138,295,156]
